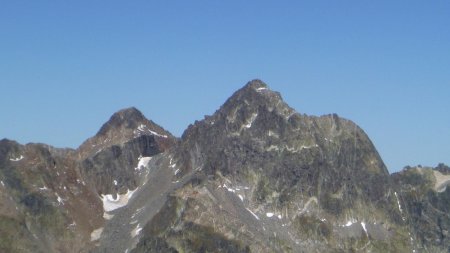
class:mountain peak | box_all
[214,79,293,122]
[77,107,175,159]
[96,107,145,136]
[243,79,268,90]
[222,79,274,104]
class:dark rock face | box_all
[81,135,165,195]
[145,80,410,252]
[392,165,450,252]
[0,80,449,252]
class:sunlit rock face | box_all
[0,80,449,253]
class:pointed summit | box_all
[96,107,146,136]
[243,79,268,90]
[77,107,175,159]
[217,79,294,122]
[181,79,296,143]
[225,79,283,105]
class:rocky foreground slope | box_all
[0,80,449,252]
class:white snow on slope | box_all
[246,208,260,220]
[340,218,357,227]
[101,188,137,212]
[256,87,268,92]
[135,124,168,138]
[244,113,258,128]
[361,222,368,233]
[135,156,151,171]
[56,194,64,205]
[131,224,143,237]
[9,155,24,161]
[149,130,168,138]
[394,192,403,214]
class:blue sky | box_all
[1,1,449,172]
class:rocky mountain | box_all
[0,80,449,252]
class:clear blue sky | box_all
[1,1,449,172]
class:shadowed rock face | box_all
[0,80,449,252]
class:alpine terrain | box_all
[1,80,449,253]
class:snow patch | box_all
[341,218,357,227]
[135,124,168,138]
[238,194,244,202]
[137,124,146,132]
[361,222,368,233]
[394,191,407,221]
[256,87,267,92]
[221,184,236,193]
[39,186,48,191]
[244,113,258,128]
[266,212,274,218]
[149,130,168,138]
[1,181,4,187]
[246,208,260,220]
[90,227,103,241]
[113,180,118,186]
[10,155,23,161]
[169,157,177,170]
[101,188,137,212]
[135,156,151,171]
[131,224,142,237]
[56,194,64,205]
[394,192,403,213]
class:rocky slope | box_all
[392,164,450,252]
[0,80,449,252]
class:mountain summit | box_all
[0,80,449,253]
[96,107,148,136]
[77,107,174,160]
